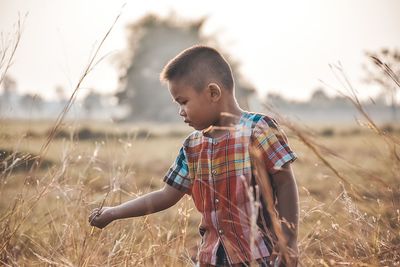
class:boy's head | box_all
[160,45,238,131]
[160,45,234,92]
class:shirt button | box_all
[215,198,219,204]
[212,170,217,175]
[218,229,224,235]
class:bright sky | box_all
[1,0,399,101]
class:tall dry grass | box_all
[0,14,26,86]
[0,138,195,266]
[3,106,398,266]
[266,60,399,266]
[1,9,197,266]
[1,14,399,267]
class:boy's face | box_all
[168,80,219,131]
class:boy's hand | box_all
[89,207,115,229]
[88,184,184,230]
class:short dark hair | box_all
[160,45,234,91]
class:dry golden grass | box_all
[1,12,399,266]
[0,123,195,266]
[0,119,399,266]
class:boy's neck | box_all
[203,100,243,138]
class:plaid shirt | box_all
[164,111,297,265]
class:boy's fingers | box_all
[90,208,101,216]
[89,210,96,220]
[88,209,101,224]
[88,214,95,224]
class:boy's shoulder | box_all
[181,111,280,147]
[182,130,203,148]
[240,111,279,129]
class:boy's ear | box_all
[207,83,222,102]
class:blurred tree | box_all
[1,75,17,93]
[309,87,330,105]
[265,92,287,106]
[114,14,255,122]
[55,85,67,103]
[373,91,387,106]
[310,87,329,100]
[83,90,103,118]
[363,48,400,121]
[20,93,44,115]
[0,75,17,114]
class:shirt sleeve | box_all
[252,116,297,174]
[163,146,193,194]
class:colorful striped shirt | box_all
[163,111,297,265]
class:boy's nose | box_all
[179,107,186,117]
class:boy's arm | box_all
[270,163,299,254]
[89,184,185,229]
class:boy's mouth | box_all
[184,120,193,127]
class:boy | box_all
[89,45,299,266]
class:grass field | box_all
[0,119,399,266]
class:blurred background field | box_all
[0,119,399,266]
